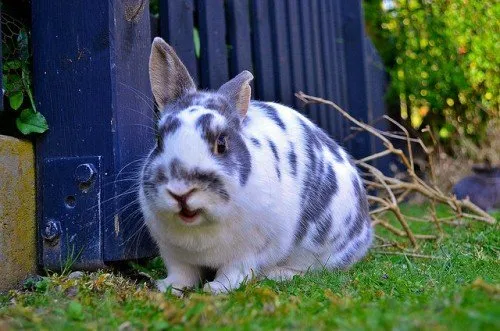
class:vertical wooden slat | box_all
[226,0,253,80]
[310,0,328,129]
[159,0,198,83]
[286,0,305,109]
[333,0,348,141]
[299,0,317,122]
[251,0,276,101]
[319,0,336,138]
[324,0,343,140]
[150,13,160,40]
[365,38,391,174]
[198,0,229,89]
[340,0,372,160]
[270,1,293,106]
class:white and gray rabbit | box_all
[139,37,373,295]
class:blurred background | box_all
[363,0,499,190]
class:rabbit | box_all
[139,37,373,295]
[452,161,500,212]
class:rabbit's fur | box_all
[139,38,372,295]
[452,162,500,211]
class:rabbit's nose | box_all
[167,188,197,205]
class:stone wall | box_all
[0,135,36,291]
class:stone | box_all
[0,135,36,291]
[67,271,84,280]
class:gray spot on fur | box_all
[346,175,370,240]
[159,116,182,141]
[313,212,332,245]
[253,101,286,131]
[288,142,297,177]
[251,137,261,147]
[268,139,281,180]
[168,158,230,201]
[295,162,338,244]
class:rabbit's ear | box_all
[218,71,254,118]
[149,37,196,110]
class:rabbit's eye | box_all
[214,134,228,155]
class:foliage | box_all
[364,0,499,147]
[1,206,499,329]
[2,15,48,135]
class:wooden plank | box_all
[198,0,229,89]
[226,0,253,81]
[270,0,293,106]
[318,0,334,137]
[333,0,348,141]
[159,0,198,84]
[150,13,160,40]
[299,0,317,122]
[340,0,372,160]
[365,38,391,174]
[310,0,328,129]
[321,0,341,139]
[286,0,305,110]
[32,0,157,269]
[251,0,276,101]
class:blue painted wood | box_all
[270,0,293,106]
[340,0,372,160]
[365,37,391,174]
[298,0,317,122]
[226,0,253,82]
[150,13,160,40]
[333,0,348,141]
[32,0,157,269]
[285,0,305,110]
[159,0,198,84]
[198,0,228,89]
[30,0,390,269]
[251,0,276,101]
[310,0,328,128]
[318,0,333,135]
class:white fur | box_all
[139,101,372,295]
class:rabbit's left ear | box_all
[218,71,254,118]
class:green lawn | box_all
[1,206,499,330]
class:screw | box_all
[75,163,96,183]
[42,220,61,243]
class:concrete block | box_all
[0,135,36,291]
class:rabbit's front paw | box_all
[156,275,196,297]
[203,280,232,294]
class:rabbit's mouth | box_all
[178,207,201,223]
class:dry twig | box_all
[295,92,496,250]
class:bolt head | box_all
[75,163,96,183]
[42,220,61,242]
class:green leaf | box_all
[16,109,49,135]
[3,60,22,70]
[9,92,24,110]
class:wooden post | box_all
[32,0,157,270]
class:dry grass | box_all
[432,118,500,193]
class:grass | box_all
[1,205,499,330]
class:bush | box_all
[364,0,499,147]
